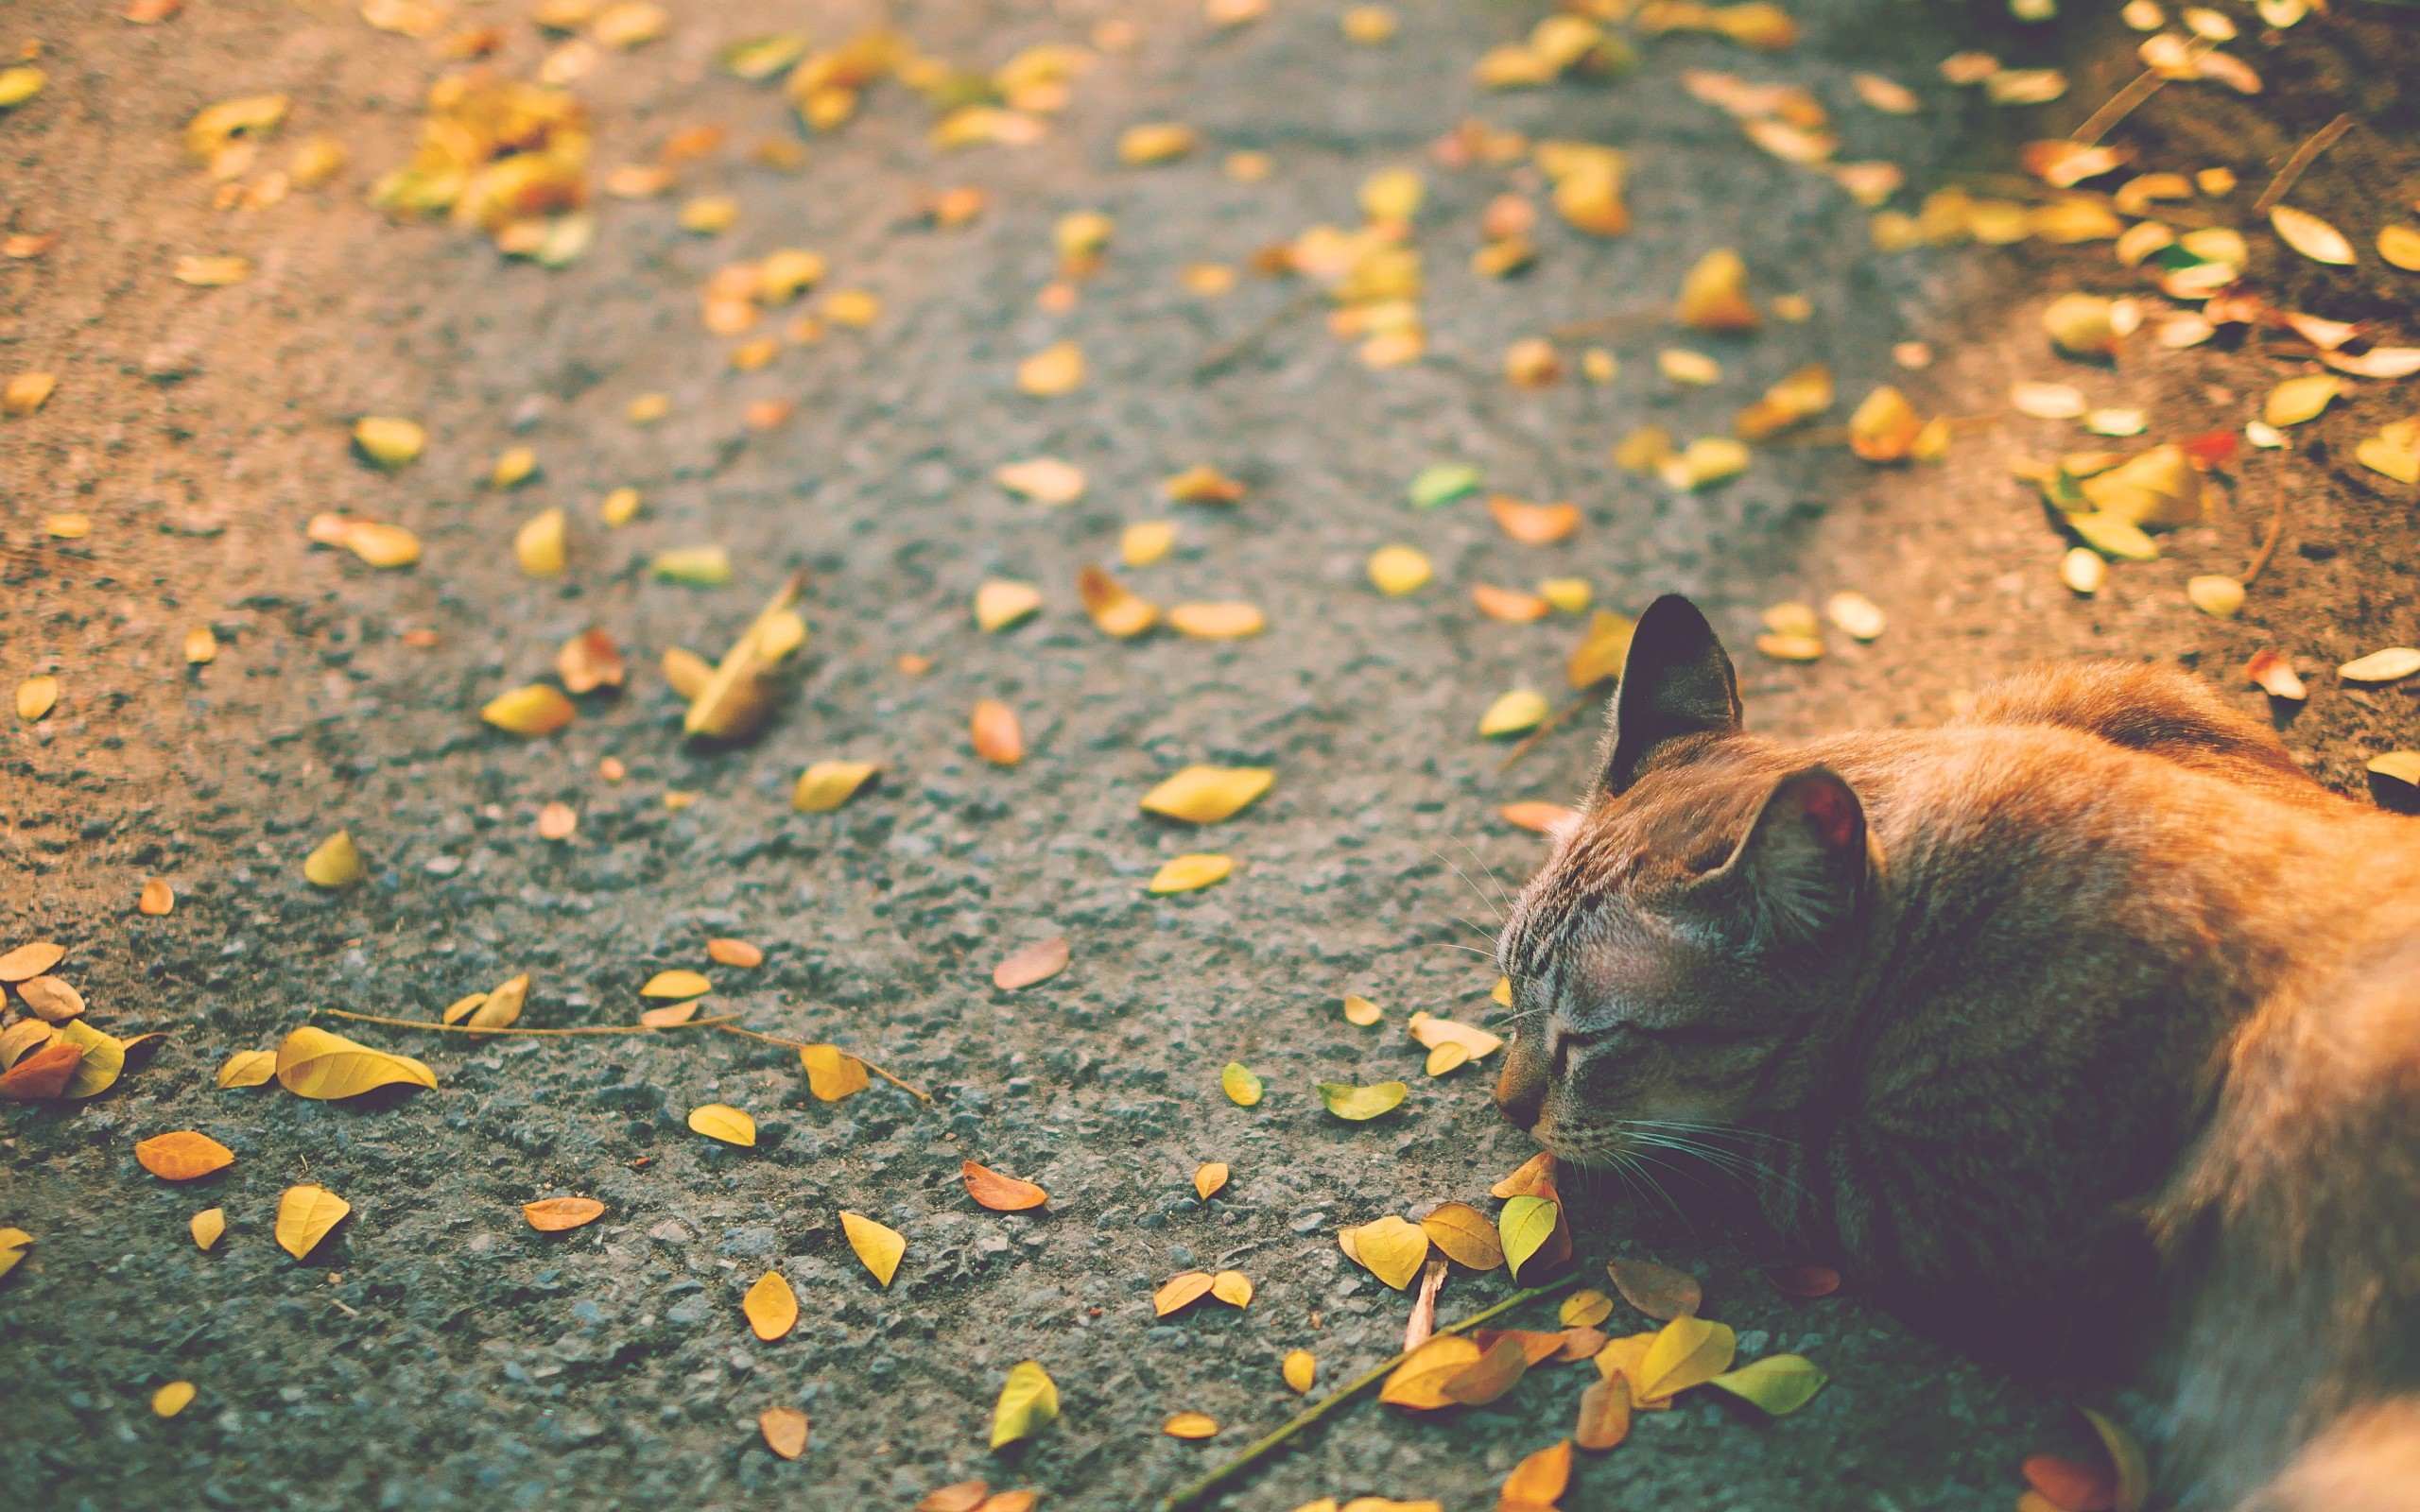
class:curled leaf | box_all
[799,1045,870,1101]
[1194,1162,1229,1200]
[2080,1405,2152,1512]
[302,831,367,888]
[1499,1194,1562,1281]
[275,1026,437,1099]
[963,1160,1048,1211]
[216,1050,278,1089]
[275,1182,351,1260]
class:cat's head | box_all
[1493,594,1879,1165]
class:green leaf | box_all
[1498,1194,1560,1280]
[990,1359,1060,1450]
[54,1018,126,1100]
[650,545,734,586]
[1220,1062,1263,1107]
[718,32,808,80]
[1408,462,1481,509]
[1706,1353,1827,1415]
[1316,1079,1407,1121]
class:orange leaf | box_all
[1210,1270,1253,1307]
[522,1196,605,1232]
[1379,1334,1485,1409]
[1472,583,1550,622]
[1492,1150,1556,1198]
[1608,1258,1702,1320]
[913,1485,991,1512]
[638,1000,700,1027]
[2024,1454,2118,1512]
[1468,1329,1569,1367]
[993,936,1068,990]
[971,699,1026,765]
[707,937,765,968]
[1576,1375,1631,1451]
[1763,1263,1841,1297]
[1077,565,1159,637]
[1442,1332,1532,1405]
[0,1040,82,1100]
[1193,1162,1229,1200]
[1163,1411,1219,1439]
[962,1160,1048,1211]
[555,627,627,694]
[1153,1271,1216,1316]
[133,1130,235,1181]
[1488,496,1580,544]
[1500,1438,1573,1506]
[759,1405,809,1460]
[138,878,175,916]
[744,1270,799,1340]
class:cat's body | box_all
[1494,596,2420,1511]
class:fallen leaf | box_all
[2270,205,2355,266]
[963,1160,1049,1211]
[468,972,528,1033]
[1342,994,1383,1025]
[555,628,624,695]
[1473,583,1550,623]
[1077,565,1160,637]
[1219,1061,1264,1106]
[1562,1289,1615,1328]
[1319,1080,1408,1121]
[991,1360,1059,1448]
[1421,1201,1505,1269]
[1167,602,1267,639]
[1443,1333,1532,1405]
[641,970,712,1000]
[2264,374,2340,427]
[1608,1258,1702,1320]
[687,1103,757,1146]
[1121,521,1177,567]
[1634,1314,1737,1402]
[915,1485,992,1512]
[993,937,1069,991]
[1576,1374,1632,1451]
[151,1381,196,1418]
[15,976,82,1022]
[1164,1412,1219,1439]
[1707,1352,1827,1413]
[1117,122,1196,163]
[759,1405,809,1460]
[275,1026,436,1099]
[2069,512,2160,561]
[216,1050,277,1089]
[351,415,424,468]
[1152,853,1234,894]
[1350,1214,1432,1289]
[652,545,733,585]
[1500,1195,1562,1281]
[1142,766,1273,823]
[994,457,1086,505]
[523,1196,605,1231]
[799,1045,870,1101]
[1677,247,1757,331]
[0,1227,30,1280]
[2341,647,2420,684]
[1212,1270,1253,1307]
[2188,576,2245,620]
[976,580,1045,632]
[744,1269,800,1340]
[1500,1438,1572,1505]
[1567,610,1635,688]
[1017,341,1085,395]
[1163,464,1246,504]
[1194,1162,1229,1200]
[1283,1349,1318,1393]
[2080,1406,2152,1512]
[1762,1263,1842,1297]
[841,1210,905,1286]
[1849,386,1923,460]
[53,1020,126,1099]
[1367,544,1433,595]
[134,1131,234,1181]
[190,1209,226,1250]
[793,760,880,812]
[482,684,576,737]
[969,700,1028,766]
[0,941,63,982]
[2080,445,2204,525]
[275,1183,350,1260]
[1379,1334,1484,1408]
[638,1001,700,1028]
[1493,1151,1557,1198]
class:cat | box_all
[1492,593,2420,1512]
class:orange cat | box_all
[1494,595,2420,1511]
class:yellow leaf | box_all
[1501,1438,1572,1504]
[152,1381,197,1418]
[1478,690,1548,738]
[2379,225,2420,271]
[1635,1314,1737,1401]
[686,1103,757,1145]
[216,1050,277,1089]
[653,545,734,585]
[1155,1271,1217,1315]
[3,370,56,417]
[2365,751,2420,786]
[1283,1349,1317,1393]
[641,970,712,1000]
[799,1044,870,1101]
[275,1182,351,1260]
[1163,464,1248,504]
[744,1270,800,1340]
[0,1228,30,1280]
[1017,341,1085,396]
[2188,576,2245,619]
[175,254,251,286]
[1562,1289,1616,1328]
[1150,853,1235,894]
[343,521,422,568]
[2078,444,2204,525]
[482,684,576,737]
[599,486,641,525]
[758,1404,809,1460]
[994,456,1087,504]
[1122,521,1177,567]
[1499,1194,1561,1280]
[1318,1080,1408,1121]
[975,580,1044,631]
[1164,1411,1219,1439]
[514,507,568,576]
[1211,1270,1253,1307]
[1706,1353,1827,1414]
[793,761,880,812]
[1342,994,1382,1026]
[48,1020,121,1100]
[1141,766,1273,824]
[1379,1334,1483,1408]
[467,972,527,1032]
[841,1210,905,1286]
[1078,566,1159,637]
[1849,386,1923,460]
[1220,1061,1263,1105]
[2270,204,2355,266]
[2081,1406,2152,1512]
[1407,1012,1503,1058]
[1658,348,1722,386]
[1349,1213,1431,1289]
[1167,602,1266,639]
[2340,647,2420,684]
[274,1025,436,1099]
[684,572,804,741]
[1367,543,1432,595]
[2264,374,2340,427]
[135,1130,235,1181]
[1194,1162,1229,1200]
[1117,122,1197,164]
[352,416,424,469]
[1420,1201,1504,1269]
[990,1360,1059,1448]
[1566,610,1634,688]
[190,1208,226,1250]
[15,676,59,723]
[183,627,218,665]
[2069,511,2160,562]
[1676,248,1757,332]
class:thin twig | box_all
[1546,306,1663,344]
[1497,689,1602,773]
[712,1022,932,1102]
[2240,467,2288,586]
[1160,1273,1584,1512]
[2069,70,2169,147]
[1193,286,1322,380]
[313,1008,739,1037]
[2253,113,2354,215]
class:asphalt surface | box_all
[5,1,2414,1509]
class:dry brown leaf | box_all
[16,975,84,1022]
[1489,496,1580,544]
[1608,1258,1703,1320]
[0,941,65,982]
[1576,1374,1632,1451]
[993,936,1069,990]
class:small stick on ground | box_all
[1497,690,1602,773]
[1160,1273,1584,1512]
[314,1008,739,1037]
[2254,113,2355,215]
[2069,69,2169,147]
[2240,470,2289,586]
[713,1022,932,1102]
[1194,286,1322,380]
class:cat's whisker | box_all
[1443,834,1518,919]
[1427,942,1498,960]
[1426,848,1507,925]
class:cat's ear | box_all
[1719,765,1871,940]
[1594,594,1742,796]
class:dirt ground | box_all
[3,1,2414,1509]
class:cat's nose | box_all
[1495,1049,1547,1130]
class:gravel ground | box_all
[3,1,2414,1509]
